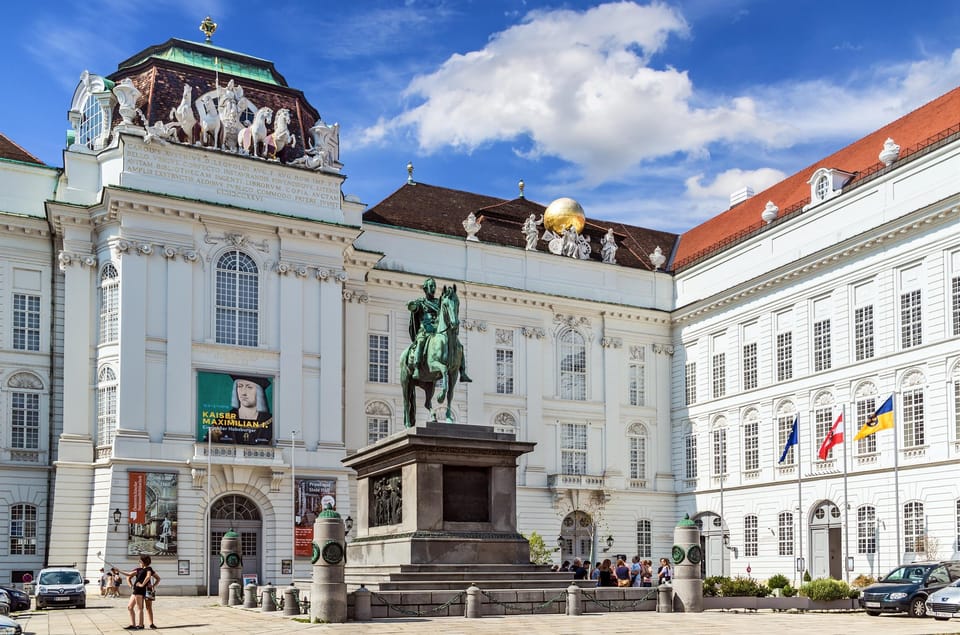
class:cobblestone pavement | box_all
[9,595,960,634]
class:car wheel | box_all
[77,602,85,609]
[865,610,880,617]
[909,596,927,618]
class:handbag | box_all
[617,578,631,587]
[145,587,156,600]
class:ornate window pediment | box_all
[806,167,855,207]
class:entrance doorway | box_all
[694,513,728,577]
[810,500,842,580]
[208,495,262,594]
[560,511,594,564]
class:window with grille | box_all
[241,532,257,556]
[684,362,697,405]
[902,387,924,448]
[778,511,794,556]
[210,531,225,555]
[97,367,118,448]
[776,332,792,382]
[953,274,960,336]
[366,401,391,444]
[636,520,652,558]
[854,306,874,361]
[956,500,960,552]
[904,501,924,553]
[742,342,757,391]
[560,423,587,474]
[13,293,41,351]
[11,391,40,449]
[813,319,831,372]
[712,352,726,399]
[628,362,645,406]
[743,416,759,471]
[954,369,960,440]
[900,289,922,349]
[744,515,758,557]
[9,504,37,555]
[814,406,833,460]
[777,412,796,465]
[215,251,259,347]
[684,434,697,479]
[629,429,646,480]
[712,427,727,476]
[99,264,119,344]
[495,329,515,394]
[78,92,104,148]
[368,334,389,383]
[857,506,876,554]
[856,396,877,455]
[559,330,586,401]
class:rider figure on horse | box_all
[407,278,472,383]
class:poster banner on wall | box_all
[127,472,178,556]
[197,371,274,445]
[294,478,336,556]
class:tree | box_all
[525,531,554,565]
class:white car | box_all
[926,578,960,620]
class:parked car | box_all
[0,589,9,616]
[0,613,22,635]
[0,588,29,613]
[860,561,960,617]
[926,578,960,621]
[34,567,87,610]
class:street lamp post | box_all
[291,429,298,586]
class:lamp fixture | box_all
[112,508,121,532]
[603,535,614,552]
[345,516,354,534]
[555,535,564,553]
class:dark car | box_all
[860,561,960,617]
[0,587,29,613]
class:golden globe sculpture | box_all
[543,197,586,234]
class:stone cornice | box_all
[0,214,50,238]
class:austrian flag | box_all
[817,412,844,460]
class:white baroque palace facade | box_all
[0,33,957,591]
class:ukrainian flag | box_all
[853,395,894,441]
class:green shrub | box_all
[767,573,790,590]
[850,574,876,588]
[800,578,852,601]
[781,584,797,597]
[720,576,770,597]
[803,570,812,582]
[703,576,727,597]
[524,531,553,565]
[847,587,861,599]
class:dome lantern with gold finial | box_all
[543,197,585,234]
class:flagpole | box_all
[841,404,849,584]
[893,394,901,561]
[797,413,803,581]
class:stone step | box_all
[365,579,597,591]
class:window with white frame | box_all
[775,311,793,382]
[902,373,925,448]
[636,520,652,558]
[899,265,922,349]
[812,297,831,372]
[744,515,758,557]
[628,346,645,406]
[77,84,105,148]
[559,330,587,401]
[10,373,42,450]
[560,423,587,474]
[365,401,391,444]
[956,500,960,551]
[952,252,960,336]
[778,511,794,556]
[96,366,118,448]
[495,329,515,394]
[493,412,517,434]
[684,361,697,405]
[13,293,41,351]
[853,281,875,361]
[855,383,878,455]
[953,365,960,440]
[628,423,647,480]
[684,433,697,479]
[742,322,758,391]
[9,503,37,555]
[857,505,876,554]
[743,409,759,471]
[711,333,726,399]
[215,250,259,347]
[99,264,119,344]
[368,334,389,383]
[712,424,727,476]
[904,501,924,553]
[813,394,835,460]
[776,402,796,465]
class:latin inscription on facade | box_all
[120,137,342,221]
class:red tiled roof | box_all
[365,182,678,271]
[674,86,960,269]
[0,133,44,165]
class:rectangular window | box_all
[777,415,796,465]
[560,423,587,475]
[684,434,697,479]
[367,416,389,445]
[11,392,40,449]
[743,419,759,471]
[742,342,758,391]
[776,332,793,382]
[712,428,727,476]
[902,388,925,448]
[900,265,923,349]
[813,319,831,372]
[854,306,875,361]
[13,293,41,351]
[744,515,758,558]
[953,274,960,336]
[778,512,794,556]
[856,397,877,455]
[9,504,37,556]
[712,353,726,399]
[684,362,697,405]
[629,435,646,479]
[495,329,515,394]
[904,501,924,553]
[814,406,833,460]
[628,347,645,406]
[857,506,876,554]
[636,520,652,558]
[367,334,389,383]
[955,378,960,440]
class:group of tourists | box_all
[556,556,673,587]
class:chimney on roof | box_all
[729,186,754,208]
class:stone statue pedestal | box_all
[343,422,536,588]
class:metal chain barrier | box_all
[581,588,658,610]
[369,590,464,617]
[478,588,568,613]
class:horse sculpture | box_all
[195,94,221,149]
[170,84,197,145]
[237,107,273,157]
[400,285,464,428]
[266,108,295,160]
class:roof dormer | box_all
[805,167,855,209]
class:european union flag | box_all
[779,414,799,464]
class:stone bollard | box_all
[354,585,372,622]
[228,582,242,606]
[657,584,674,613]
[465,584,481,618]
[283,585,300,616]
[243,584,258,608]
[261,584,278,612]
[566,584,582,616]
[310,505,348,623]
[217,529,243,606]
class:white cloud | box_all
[684,168,786,200]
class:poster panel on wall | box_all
[127,472,178,556]
[197,371,274,445]
[294,478,336,556]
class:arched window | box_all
[901,371,925,448]
[97,366,118,448]
[627,422,647,481]
[8,372,43,450]
[365,401,392,445]
[216,251,259,347]
[854,381,879,455]
[559,329,586,400]
[778,511,794,556]
[952,364,960,440]
[744,515,758,557]
[9,503,37,555]
[742,408,760,471]
[857,505,876,554]
[813,391,836,460]
[904,501,924,553]
[776,400,797,465]
[69,71,113,150]
[99,263,119,344]
[711,417,727,476]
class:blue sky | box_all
[2,1,959,233]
